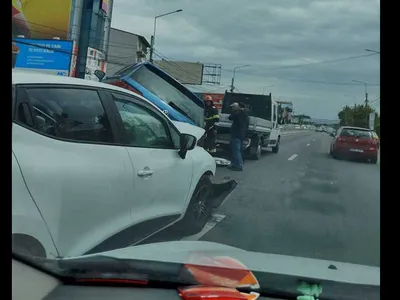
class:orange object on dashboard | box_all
[110,80,143,96]
[182,254,260,289]
[178,286,260,300]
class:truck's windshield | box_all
[130,66,204,127]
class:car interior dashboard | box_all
[12,258,284,300]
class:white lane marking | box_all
[288,154,298,161]
[307,144,310,146]
[181,213,226,241]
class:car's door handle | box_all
[137,169,154,177]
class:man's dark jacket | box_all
[229,109,249,139]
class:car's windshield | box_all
[12,0,380,298]
[130,65,203,126]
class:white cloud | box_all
[110,0,380,119]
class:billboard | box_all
[13,38,73,76]
[154,60,204,85]
[85,47,107,81]
[369,112,375,130]
[12,0,73,40]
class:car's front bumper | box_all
[209,178,238,209]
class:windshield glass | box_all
[12,0,380,298]
[130,65,203,126]
[340,128,372,138]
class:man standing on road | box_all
[204,95,220,153]
[228,102,249,171]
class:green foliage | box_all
[296,114,311,125]
[337,104,380,133]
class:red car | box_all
[330,126,378,163]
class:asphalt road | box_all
[143,131,380,267]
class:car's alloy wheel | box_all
[179,176,212,235]
[192,185,210,222]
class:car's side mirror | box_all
[94,70,106,81]
[178,133,197,159]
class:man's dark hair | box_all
[238,102,246,108]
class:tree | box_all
[337,104,379,133]
[297,114,311,125]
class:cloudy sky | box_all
[111,0,380,120]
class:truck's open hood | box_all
[74,240,379,287]
[172,120,205,141]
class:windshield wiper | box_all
[55,255,196,285]
[168,101,195,123]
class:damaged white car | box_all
[12,70,237,259]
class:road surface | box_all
[142,131,380,267]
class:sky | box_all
[111,0,380,120]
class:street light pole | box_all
[230,64,250,93]
[149,9,183,63]
[365,48,380,54]
[262,84,274,95]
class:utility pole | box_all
[352,79,368,106]
[230,64,250,92]
[352,79,369,128]
[149,9,183,63]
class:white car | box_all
[12,70,237,259]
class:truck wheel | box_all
[179,175,212,235]
[272,138,280,153]
[251,144,262,160]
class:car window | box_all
[24,87,113,143]
[340,128,372,138]
[168,125,181,149]
[112,93,173,149]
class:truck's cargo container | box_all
[216,92,281,160]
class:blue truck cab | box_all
[102,62,204,128]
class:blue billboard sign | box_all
[13,38,73,76]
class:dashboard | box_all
[12,259,283,300]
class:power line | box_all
[245,53,379,73]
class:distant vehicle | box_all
[330,126,378,163]
[216,92,281,160]
[12,70,237,258]
[102,62,204,128]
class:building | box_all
[12,0,114,80]
[75,0,113,80]
[106,28,151,76]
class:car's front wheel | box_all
[180,175,212,235]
